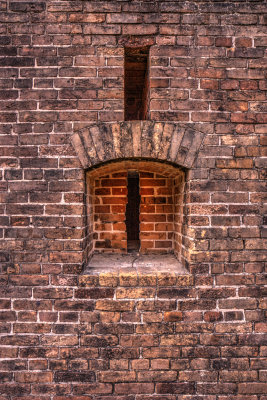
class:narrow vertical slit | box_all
[124,46,150,121]
[126,171,140,253]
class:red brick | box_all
[164,311,183,322]
[15,372,53,383]
[215,37,232,47]
[72,383,112,395]
[156,382,195,394]
[255,323,267,333]
[115,383,154,394]
[204,311,223,322]
[239,383,267,394]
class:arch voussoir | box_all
[157,123,175,161]
[71,121,205,170]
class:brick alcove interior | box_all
[85,160,186,266]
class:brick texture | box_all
[0,0,266,398]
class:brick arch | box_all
[71,121,205,170]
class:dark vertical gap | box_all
[126,171,140,253]
[124,46,150,121]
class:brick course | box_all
[0,0,266,398]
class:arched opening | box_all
[84,159,187,270]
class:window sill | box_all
[82,253,188,275]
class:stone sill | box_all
[84,253,187,274]
[80,254,192,288]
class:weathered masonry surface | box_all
[0,0,267,399]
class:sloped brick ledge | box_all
[71,121,205,170]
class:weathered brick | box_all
[73,383,112,395]
[116,288,155,299]
[75,288,114,299]
[239,383,267,394]
[164,311,183,322]
[54,372,95,383]
[0,3,265,398]
[156,382,195,394]
[115,383,154,394]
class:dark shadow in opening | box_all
[126,171,140,253]
[124,46,150,120]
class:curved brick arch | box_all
[71,121,205,170]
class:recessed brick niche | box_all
[72,121,205,268]
[86,160,185,257]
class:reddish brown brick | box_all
[0,3,265,399]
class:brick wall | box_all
[0,0,266,398]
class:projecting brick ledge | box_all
[71,121,205,170]
[79,272,194,289]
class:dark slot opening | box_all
[126,171,140,253]
[124,46,150,121]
